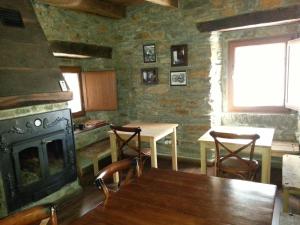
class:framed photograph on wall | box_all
[171,44,188,66]
[170,70,187,86]
[141,68,158,84]
[143,44,156,63]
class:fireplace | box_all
[0,109,77,213]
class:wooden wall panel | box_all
[82,71,117,111]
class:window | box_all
[286,38,300,110]
[228,36,292,113]
[61,67,85,117]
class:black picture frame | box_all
[170,70,187,86]
[141,68,158,85]
[171,44,188,67]
[143,44,156,63]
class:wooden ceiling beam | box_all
[37,0,178,19]
[122,0,178,7]
[37,0,126,19]
[197,5,300,32]
[49,41,112,59]
[145,0,178,8]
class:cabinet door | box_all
[82,71,117,111]
[286,38,300,110]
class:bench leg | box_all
[78,167,84,178]
[283,187,289,213]
[93,159,99,176]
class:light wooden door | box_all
[82,70,117,111]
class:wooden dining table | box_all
[72,169,276,225]
[198,126,275,183]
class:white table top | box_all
[108,122,178,139]
[198,126,275,147]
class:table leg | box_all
[109,133,119,183]
[261,147,271,184]
[171,128,178,171]
[283,187,289,213]
[150,138,158,168]
[200,142,207,174]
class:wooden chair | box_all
[95,158,141,205]
[110,124,151,165]
[209,131,260,181]
[0,204,57,225]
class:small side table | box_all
[282,154,300,212]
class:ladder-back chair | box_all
[209,131,260,181]
[95,158,141,205]
[0,204,57,225]
[110,124,151,165]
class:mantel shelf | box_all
[0,91,73,109]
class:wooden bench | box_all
[282,154,300,213]
[77,139,111,177]
[271,141,299,157]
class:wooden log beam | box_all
[145,0,178,8]
[119,0,178,7]
[197,5,300,32]
[0,91,73,109]
[37,0,126,19]
[49,41,112,59]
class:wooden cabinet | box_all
[82,70,117,111]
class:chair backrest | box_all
[95,157,141,205]
[209,131,260,178]
[110,124,142,159]
[0,204,57,225]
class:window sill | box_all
[224,110,296,116]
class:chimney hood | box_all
[0,0,72,110]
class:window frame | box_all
[60,66,86,117]
[228,36,292,113]
[285,37,300,111]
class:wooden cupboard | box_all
[82,70,117,111]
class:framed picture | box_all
[171,44,188,66]
[170,71,187,86]
[143,44,156,63]
[141,68,158,84]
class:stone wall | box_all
[31,0,300,159]
[113,3,213,158]
[0,103,67,120]
[112,0,300,158]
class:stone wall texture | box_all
[30,0,300,159]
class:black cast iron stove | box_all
[0,109,76,213]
